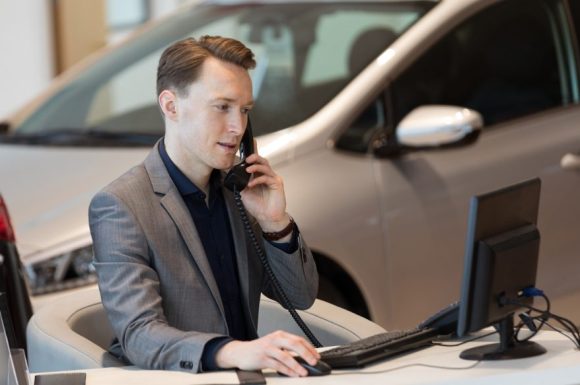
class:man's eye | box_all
[217,104,230,111]
[241,107,251,114]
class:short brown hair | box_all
[156,35,256,97]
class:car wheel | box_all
[314,254,370,319]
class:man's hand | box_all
[214,331,320,377]
[240,153,291,234]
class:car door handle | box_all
[560,153,580,171]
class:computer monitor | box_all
[456,178,546,360]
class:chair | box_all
[27,285,385,372]
[27,286,124,372]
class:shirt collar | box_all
[158,138,222,200]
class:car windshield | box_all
[6,1,433,146]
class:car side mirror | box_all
[396,105,483,147]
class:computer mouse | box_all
[293,356,332,376]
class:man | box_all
[89,36,319,377]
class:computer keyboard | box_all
[320,327,438,368]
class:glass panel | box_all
[565,0,580,101]
[15,2,431,146]
[568,0,580,63]
[107,0,148,30]
[303,10,418,86]
[568,0,580,37]
[391,0,564,127]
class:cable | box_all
[542,321,580,348]
[503,289,580,349]
[233,188,322,348]
[328,360,482,376]
[515,311,545,342]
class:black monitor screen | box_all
[456,178,546,360]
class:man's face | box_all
[172,56,254,174]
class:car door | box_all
[363,0,580,328]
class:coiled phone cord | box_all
[233,189,323,348]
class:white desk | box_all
[31,331,580,385]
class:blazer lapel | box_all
[144,142,226,321]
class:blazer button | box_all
[180,360,194,370]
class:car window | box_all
[12,2,432,146]
[303,10,419,86]
[392,0,565,126]
[86,14,244,135]
[338,0,569,153]
[568,0,580,34]
[567,0,580,80]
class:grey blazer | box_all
[88,143,318,372]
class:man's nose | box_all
[229,113,247,134]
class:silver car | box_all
[1,0,580,329]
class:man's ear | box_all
[159,90,178,121]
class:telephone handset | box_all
[417,301,459,335]
[224,118,255,192]
[224,117,322,348]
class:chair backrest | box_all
[26,286,123,373]
[27,286,386,372]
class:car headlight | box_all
[27,244,97,295]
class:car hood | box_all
[0,144,150,263]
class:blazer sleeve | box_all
[259,225,319,310]
[89,190,222,372]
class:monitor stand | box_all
[460,316,547,360]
